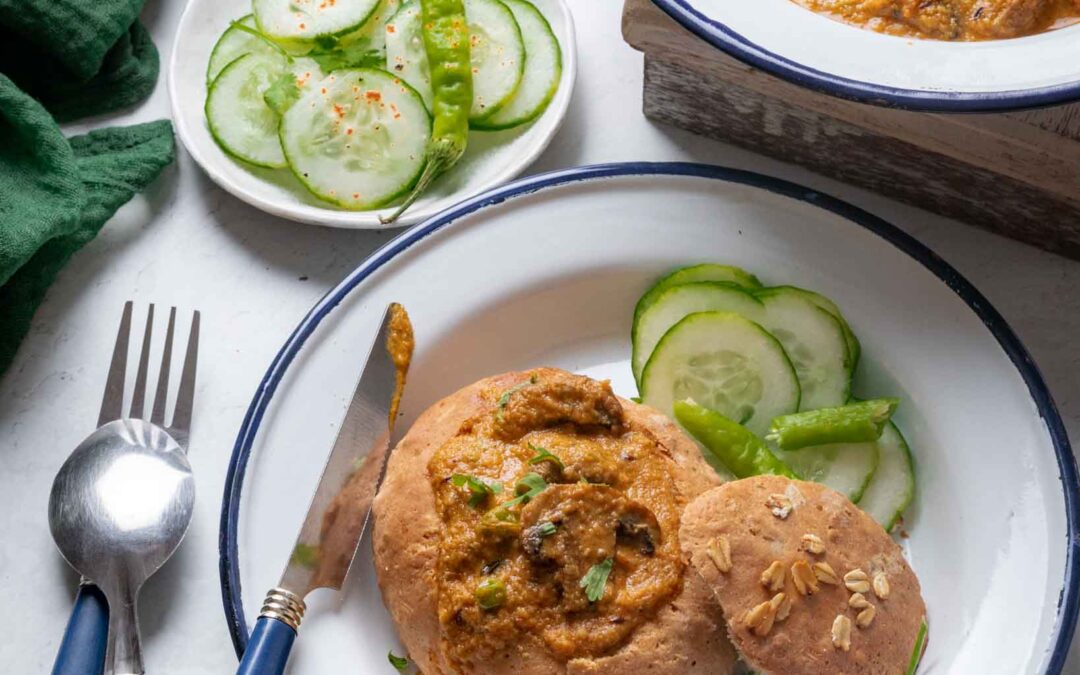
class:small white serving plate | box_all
[169,0,576,228]
[654,0,1080,111]
[220,163,1078,673]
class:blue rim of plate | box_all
[651,0,1080,112]
[219,162,1080,671]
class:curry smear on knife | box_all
[427,372,686,668]
[387,303,414,427]
[794,0,1080,40]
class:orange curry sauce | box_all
[794,0,1080,40]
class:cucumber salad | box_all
[633,264,915,532]
[204,0,562,220]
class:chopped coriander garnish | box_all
[451,474,503,508]
[495,375,539,421]
[290,543,319,569]
[580,558,614,603]
[528,444,565,470]
[387,650,409,672]
[501,472,548,509]
[516,472,547,497]
[537,521,558,537]
[497,375,539,408]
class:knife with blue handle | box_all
[236,304,412,675]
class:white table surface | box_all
[3,0,1079,672]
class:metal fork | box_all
[97,302,199,445]
[49,302,200,675]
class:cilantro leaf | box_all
[290,543,319,569]
[387,650,409,672]
[501,472,548,509]
[307,39,385,72]
[451,474,503,508]
[528,444,564,470]
[263,70,302,115]
[580,558,614,603]
[495,375,539,420]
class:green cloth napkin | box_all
[0,0,175,374]
[0,76,175,373]
[0,0,158,122]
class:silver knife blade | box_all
[277,303,411,597]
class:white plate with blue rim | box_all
[220,162,1079,673]
[653,0,1080,111]
[169,0,576,228]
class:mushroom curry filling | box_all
[428,372,685,665]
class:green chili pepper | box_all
[765,398,899,451]
[382,0,473,223]
[674,400,797,479]
[475,578,507,609]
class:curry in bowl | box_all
[794,0,1080,40]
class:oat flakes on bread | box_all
[372,368,736,674]
[680,475,927,675]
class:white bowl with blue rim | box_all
[653,0,1080,111]
[220,162,1079,672]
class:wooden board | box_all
[622,0,1080,259]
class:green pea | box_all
[475,578,507,610]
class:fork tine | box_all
[150,307,176,426]
[170,311,200,443]
[97,302,133,427]
[129,305,155,419]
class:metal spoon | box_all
[49,304,199,674]
[50,421,195,673]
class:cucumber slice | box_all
[754,287,852,411]
[772,285,861,371]
[858,422,915,530]
[632,265,761,381]
[254,0,381,41]
[648,264,763,294]
[774,439,880,503]
[471,0,561,130]
[641,312,800,436]
[338,0,401,55]
[280,68,430,209]
[206,52,290,168]
[631,281,763,386]
[466,0,525,121]
[385,1,432,110]
[207,16,275,85]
